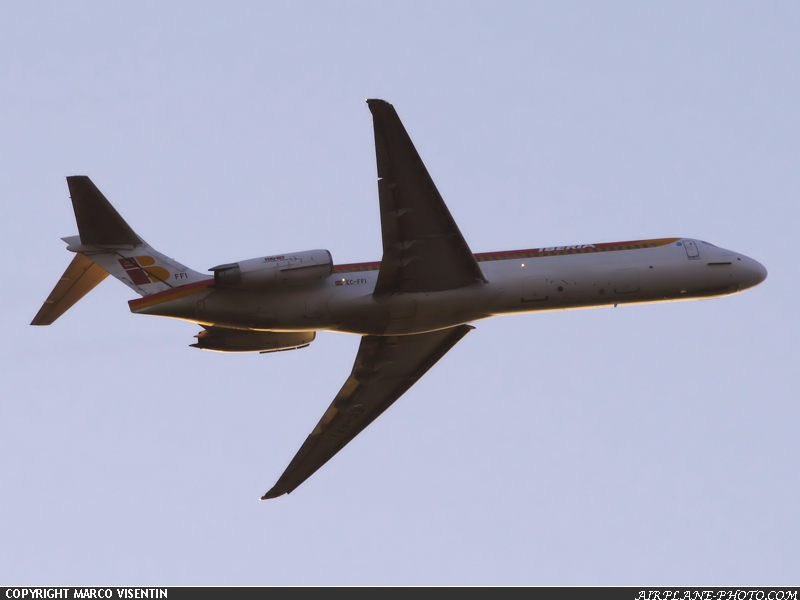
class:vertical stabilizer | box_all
[32,176,207,325]
[68,176,142,245]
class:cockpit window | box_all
[701,241,717,247]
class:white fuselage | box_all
[131,237,767,336]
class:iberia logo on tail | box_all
[118,256,170,285]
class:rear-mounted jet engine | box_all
[211,250,333,289]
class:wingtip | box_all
[260,488,285,500]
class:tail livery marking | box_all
[118,256,171,285]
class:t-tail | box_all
[31,176,206,325]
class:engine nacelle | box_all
[191,329,316,353]
[211,250,333,289]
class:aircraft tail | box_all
[32,176,207,325]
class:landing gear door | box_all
[684,240,700,259]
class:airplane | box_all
[31,99,768,499]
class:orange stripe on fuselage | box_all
[128,238,681,308]
[128,279,214,311]
[332,238,681,273]
[333,261,381,273]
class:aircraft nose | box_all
[739,256,768,290]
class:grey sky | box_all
[2,1,798,585]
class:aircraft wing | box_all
[31,253,109,325]
[262,324,473,499]
[367,99,486,299]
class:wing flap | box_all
[262,324,474,499]
[31,253,109,325]
[367,99,486,298]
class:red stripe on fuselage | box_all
[331,238,680,273]
[128,279,214,311]
[128,238,681,308]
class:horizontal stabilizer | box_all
[31,253,109,325]
[68,175,142,245]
